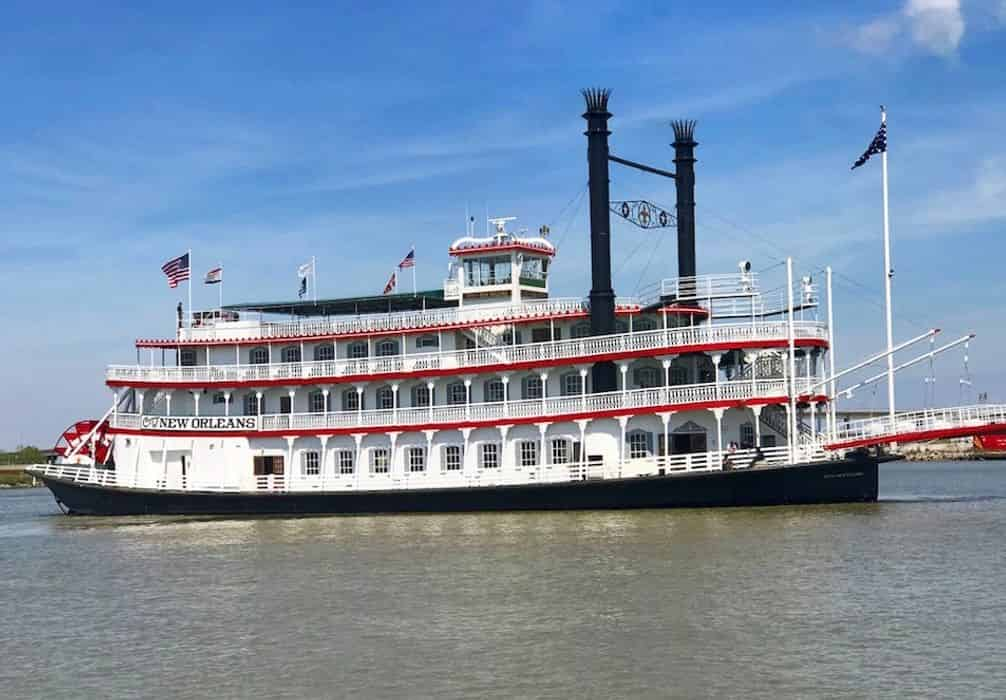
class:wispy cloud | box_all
[847,0,965,56]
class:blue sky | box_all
[2,0,1004,447]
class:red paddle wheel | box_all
[53,419,113,465]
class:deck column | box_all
[658,412,673,471]
[539,371,549,413]
[137,391,145,416]
[501,375,511,416]
[352,433,364,487]
[285,436,296,490]
[579,368,588,410]
[461,427,473,478]
[537,422,549,472]
[165,390,173,417]
[427,380,435,421]
[192,391,200,417]
[617,415,629,475]
[618,362,629,404]
[499,425,511,476]
[464,378,472,420]
[319,435,329,488]
[575,419,589,477]
[223,391,231,416]
[712,408,725,469]
[751,405,763,449]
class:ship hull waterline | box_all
[36,456,882,516]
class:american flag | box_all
[204,267,222,284]
[161,253,191,288]
[383,271,397,295]
[851,122,887,170]
[398,248,415,269]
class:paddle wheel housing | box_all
[54,419,112,466]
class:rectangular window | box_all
[485,380,505,403]
[416,335,439,350]
[338,450,354,475]
[531,327,551,343]
[444,445,462,472]
[561,373,583,396]
[412,385,431,408]
[740,423,755,449]
[180,349,197,367]
[480,443,499,470]
[447,383,467,405]
[670,367,688,385]
[523,376,543,400]
[518,441,538,468]
[309,392,327,413]
[280,396,292,414]
[212,392,226,404]
[551,439,569,465]
[301,451,320,476]
[371,448,390,474]
[407,446,426,473]
[628,432,652,459]
[343,391,360,412]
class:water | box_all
[2,461,1005,699]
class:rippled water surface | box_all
[2,461,1005,699]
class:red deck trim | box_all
[107,393,826,439]
[448,242,555,257]
[825,421,1006,451]
[110,338,829,390]
[134,307,643,349]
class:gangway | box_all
[825,404,1006,451]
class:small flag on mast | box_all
[204,267,222,284]
[383,271,397,295]
[161,253,191,288]
[851,122,887,170]
[398,248,415,269]
[297,260,313,299]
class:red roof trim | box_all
[110,338,829,389]
[448,242,555,257]
[107,394,826,439]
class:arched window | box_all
[342,388,362,412]
[627,430,654,459]
[348,341,368,359]
[571,322,591,339]
[635,317,657,332]
[522,375,543,400]
[560,371,583,396]
[411,384,432,408]
[249,347,269,365]
[243,393,260,415]
[484,378,505,403]
[308,389,328,413]
[634,366,661,388]
[446,381,467,405]
[376,386,395,410]
[314,343,335,362]
[281,346,301,363]
[376,339,399,357]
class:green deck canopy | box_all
[224,289,456,317]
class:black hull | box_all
[38,457,881,516]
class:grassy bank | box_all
[0,471,38,488]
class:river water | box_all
[2,461,1004,699]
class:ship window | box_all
[560,372,583,396]
[280,396,292,414]
[531,327,551,343]
[571,322,591,339]
[212,392,226,405]
[480,443,500,470]
[740,422,755,449]
[522,375,543,400]
[443,445,462,472]
[634,366,661,389]
[635,317,657,332]
[407,447,426,473]
[670,366,688,386]
[370,448,390,474]
[376,386,395,410]
[518,440,538,468]
[411,384,432,408]
[627,430,654,459]
[484,378,505,403]
[416,334,439,350]
[253,455,284,475]
[314,343,335,362]
[338,450,355,474]
[550,438,569,465]
[348,341,368,359]
[281,346,301,363]
[250,347,269,365]
[308,390,328,413]
[301,450,320,476]
[446,381,467,405]
[179,348,197,366]
[376,339,399,357]
[342,389,362,411]
[243,394,260,416]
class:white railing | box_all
[112,321,828,385]
[27,442,831,495]
[177,297,595,342]
[110,378,814,434]
[828,404,1006,446]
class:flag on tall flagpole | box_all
[851,121,887,169]
[398,248,415,268]
[204,267,222,284]
[298,260,313,299]
[161,253,190,288]
[383,271,397,295]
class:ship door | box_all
[253,455,285,475]
[671,421,708,454]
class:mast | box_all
[880,106,896,428]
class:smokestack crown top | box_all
[671,119,697,144]
[581,87,612,115]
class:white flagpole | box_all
[187,248,193,329]
[411,245,416,296]
[312,256,317,303]
[880,105,896,429]
[218,262,223,311]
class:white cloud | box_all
[849,0,965,56]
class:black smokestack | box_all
[582,88,617,392]
[672,120,697,282]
